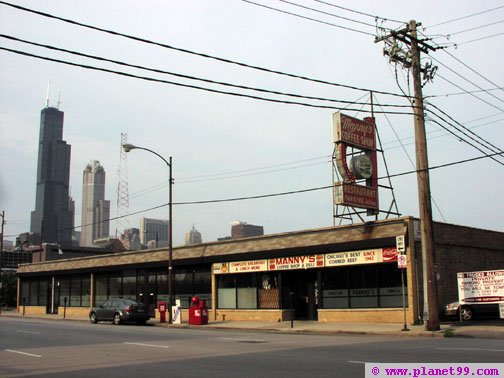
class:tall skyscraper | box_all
[231,221,264,239]
[30,106,74,245]
[140,217,169,248]
[80,160,110,247]
[185,225,202,245]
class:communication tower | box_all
[116,133,130,247]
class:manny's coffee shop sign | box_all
[213,247,398,274]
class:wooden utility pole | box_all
[375,20,440,331]
[409,20,440,331]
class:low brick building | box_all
[15,216,504,324]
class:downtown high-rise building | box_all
[140,217,169,248]
[80,160,110,247]
[30,106,74,245]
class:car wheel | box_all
[460,306,473,321]
[137,320,147,326]
[89,312,98,324]
[113,313,122,325]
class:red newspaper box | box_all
[158,301,167,323]
[188,296,208,325]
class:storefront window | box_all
[21,281,29,305]
[28,280,38,305]
[217,275,236,309]
[70,276,82,307]
[122,270,137,300]
[321,264,404,309]
[109,274,122,298]
[82,276,90,307]
[322,269,349,308]
[349,266,378,308]
[38,279,47,306]
[59,277,71,306]
[258,273,280,309]
[94,274,108,304]
[237,274,257,309]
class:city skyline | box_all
[1,1,503,247]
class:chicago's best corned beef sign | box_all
[333,112,378,211]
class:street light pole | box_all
[122,143,174,324]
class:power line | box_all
[0,34,413,111]
[427,5,504,28]
[426,87,504,98]
[447,19,504,36]
[0,46,415,115]
[455,32,504,46]
[278,0,377,28]
[431,56,504,106]
[426,102,504,155]
[0,1,411,100]
[436,72,504,113]
[240,0,375,36]
[311,0,406,25]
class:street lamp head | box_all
[122,143,137,153]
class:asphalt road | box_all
[1,317,503,377]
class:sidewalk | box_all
[2,309,503,339]
[167,319,504,339]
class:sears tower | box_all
[30,106,74,245]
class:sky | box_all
[1,0,503,247]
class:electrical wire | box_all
[0,46,415,115]
[430,55,504,105]
[426,5,504,29]
[426,102,504,155]
[447,19,504,36]
[436,72,504,113]
[277,0,377,28]
[455,32,504,46]
[0,1,411,100]
[241,0,375,36]
[311,0,406,25]
[0,34,413,111]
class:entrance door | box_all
[282,270,318,320]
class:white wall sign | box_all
[457,270,504,304]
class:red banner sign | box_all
[333,112,376,150]
[334,182,378,210]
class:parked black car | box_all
[444,301,500,321]
[89,298,150,325]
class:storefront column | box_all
[16,276,20,312]
[90,273,94,308]
[211,269,216,320]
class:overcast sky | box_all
[1,0,503,246]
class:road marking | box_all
[17,330,41,335]
[219,337,268,343]
[123,342,171,349]
[437,347,504,353]
[5,350,42,358]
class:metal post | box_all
[289,291,294,329]
[168,156,173,324]
[122,144,174,324]
[0,211,4,315]
[64,297,67,319]
[401,268,409,331]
